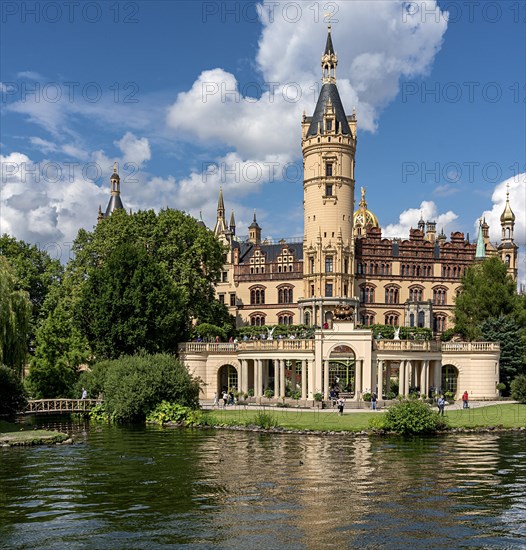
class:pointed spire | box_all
[217,187,225,218]
[475,218,486,259]
[321,21,338,84]
[229,210,236,234]
[324,22,335,55]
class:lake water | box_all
[1,419,526,549]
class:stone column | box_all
[385,361,391,394]
[314,357,322,398]
[292,360,297,393]
[405,360,412,395]
[355,359,362,399]
[419,360,428,397]
[324,359,330,399]
[399,360,405,397]
[280,359,286,398]
[301,359,307,399]
[377,360,384,398]
[274,360,280,397]
[434,360,442,393]
[240,359,248,393]
[308,359,315,399]
[253,360,260,397]
[262,359,268,391]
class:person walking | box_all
[337,397,345,416]
[213,392,219,408]
[81,387,87,400]
[437,395,445,416]
[462,391,469,409]
[371,392,377,411]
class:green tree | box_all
[78,354,201,422]
[0,257,32,374]
[454,256,518,340]
[0,364,28,417]
[67,209,227,359]
[481,316,526,390]
[26,285,91,398]
[77,241,186,359]
[510,374,526,404]
[0,234,63,341]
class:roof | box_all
[306,83,352,137]
[324,29,334,55]
[105,194,124,217]
[233,241,304,263]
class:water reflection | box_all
[1,422,525,549]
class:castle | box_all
[100,27,517,402]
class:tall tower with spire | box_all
[214,187,228,236]
[299,24,358,325]
[98,162,124,223]
[498,186,518,280]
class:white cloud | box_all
[17,71,45,80]
[480,173,526,288]
[167,0,447,160]
[383,200,458,239]
[115,132,151,168]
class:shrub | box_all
[250,412,279,429]
[0,365,28,417]
[264,388,274,399]
[194,323,227,342]
[88,403,109,422]
[314,392,323,402]
[362,392,372,402]
[81,354,201,423]
[510,375,526,404]
[380,399,449,435]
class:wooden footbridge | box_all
[25,399,100,415]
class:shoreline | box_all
[0,422,72,448]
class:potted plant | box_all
[314,392,323,408]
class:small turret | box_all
[229,210,236,235]
[248,211,261,244]
[98,162,124,222]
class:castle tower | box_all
[299,24,358,326]
[498,186,518,280]
[214,187,228,236]
[229,210,236,235]
[248,211,261,244]
[98,162,124,222]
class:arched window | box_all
[304,312,311,326]
[505,255,511,265]
[418,310,425,328]
[433,314,446,332]
[360,285,375,303]
[250,287,265,305]
[385,286,399,304]
[250,314,266,326]
[433,287,447,305]
[360,311,375,326]
[278,286,294,304]
[278,312,294,325]
[385,313,399,326]
[409,287,423,301]
[410,313,415,327]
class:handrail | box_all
[26,399,99,414]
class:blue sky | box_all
[1,1,525,282]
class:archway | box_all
[329,345,356,394]
[217,364,239,395]
[441,364,458,396]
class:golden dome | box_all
[500,191,515,224]
[353,187,379,229]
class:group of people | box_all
[436,390,469,415]
[214,391,235,407]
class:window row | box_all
[308,257,351,274]
[249,287,295,305]
[249,313,294,326]
[357,263,391,275]
[400,264,433,277]
[360,286,449,305]
[360,313,448,331]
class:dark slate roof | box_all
[325,31,334,55]
[105,195,124,217]
[306,83,352,137]
[234,242,304,263]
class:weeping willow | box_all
[0,256,31,375]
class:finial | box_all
[113,161,117,174]
[325,12,332,31]
[253,210,257,222]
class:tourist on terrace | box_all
[462,391,469,409]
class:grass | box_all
[0,420,69,446]
[204,404,526,432]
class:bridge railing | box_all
[26,399,99,414]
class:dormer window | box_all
[326,119,332,132]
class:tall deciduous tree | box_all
[454,256,518,340]
[77,241,186,359]
[0,257,31,374]
[0,234,63,342]
[481,316,526,389]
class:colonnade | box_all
[238,358,314,399]
[375,359,442,398]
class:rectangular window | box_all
[229,293,236,306]
[219,294,225,304]
[325,184,333,197]
[326,119,332,131]
[326,163,333,177]
[325,283,333,297]
[310,257,315,274]
[310,284,315,297]
[344,258,349,273]
[325,256,333,273]
[343,284,348,296]
[222,271,228,282]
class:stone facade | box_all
[180,27,510,402]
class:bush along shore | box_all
[140,401,526,437]
[0,421,71,447]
